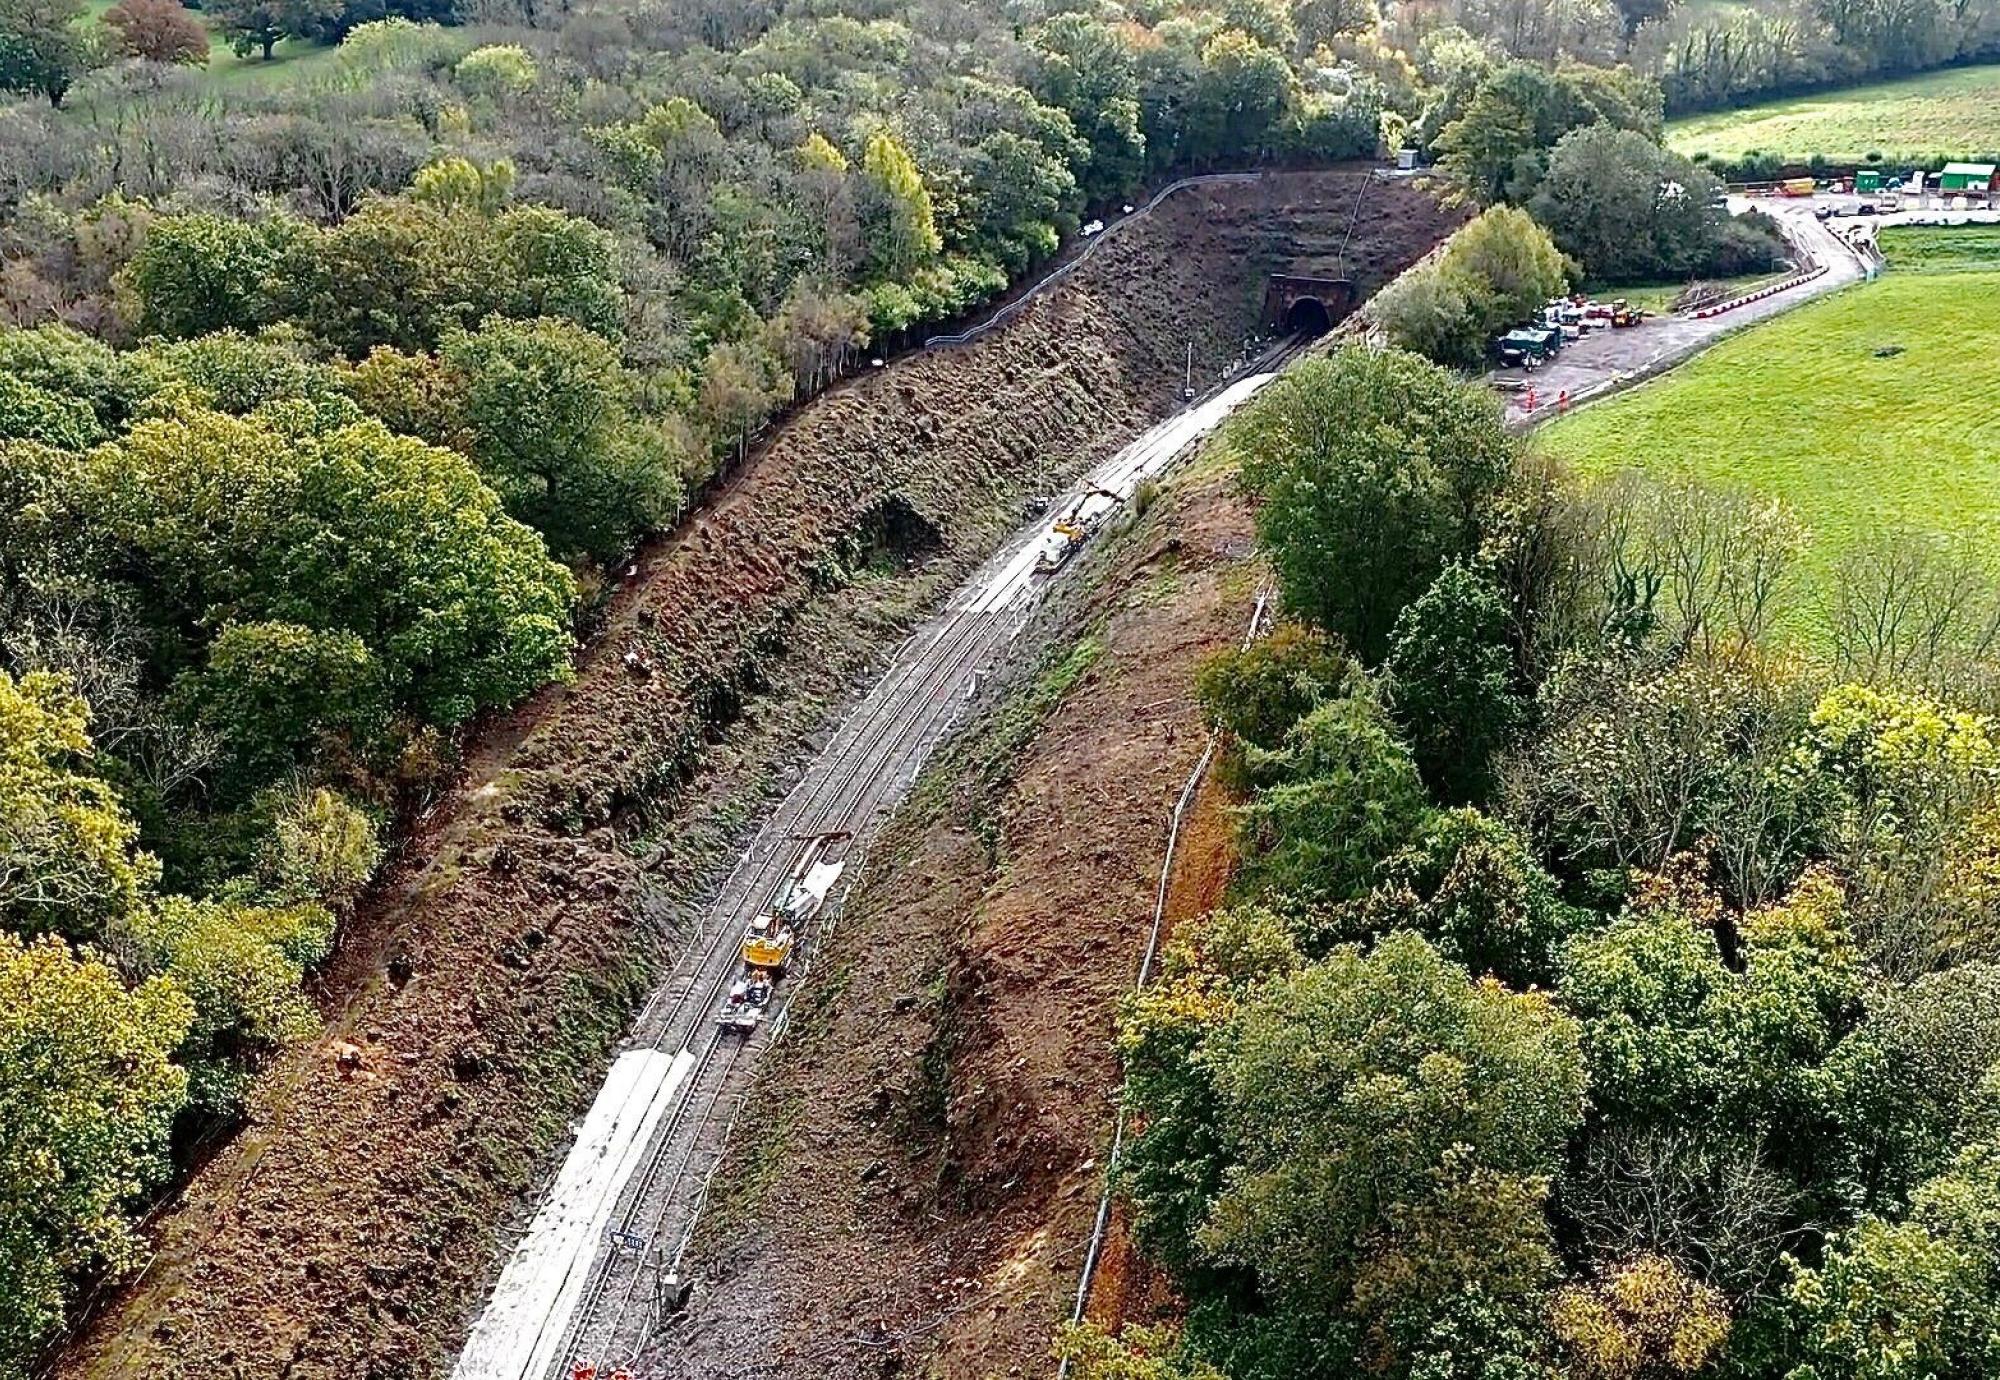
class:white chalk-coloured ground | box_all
[455,1047,700,1380]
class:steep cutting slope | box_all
[669,458,1262,1380]
[58,168,1458,1380]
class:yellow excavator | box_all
[1035,486,1124,574]
[738,831,851,974]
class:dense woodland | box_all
[1057,348,2000,1380]
[0,0,1989,1373]
[0,1,1387,1366]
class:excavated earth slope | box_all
[58,168,1458,1380]
[669,461,1260,1380]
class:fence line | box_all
[1054,587,1271,1379]
[925,173,1264,349]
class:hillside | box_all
[52,170,1459,1380]
[1666,64,2000,165]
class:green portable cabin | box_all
[1940,162,1999,193]
[1854,168,1884,192]
[1495,327,1558,367]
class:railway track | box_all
[453,341,1310,1380]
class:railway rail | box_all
[453,334,1315,1380]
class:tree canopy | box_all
[0,933,190,1364]
[1117,354,2000,1380]
[1237,347,1519,662]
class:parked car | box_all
[1543,304,1583,340]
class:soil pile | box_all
[57,169,1454,1380]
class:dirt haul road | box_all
[59,168,1458,1380]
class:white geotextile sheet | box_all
[453,1046,700,1380]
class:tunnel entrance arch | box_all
[1264,274,1356,338]
[1285,297,1332,336]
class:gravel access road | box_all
[1491,199,1870,426]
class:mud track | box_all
[56,167,1458,1380]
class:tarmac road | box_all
[1491,199,1870,426]
[448,351,1302,1380]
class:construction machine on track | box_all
[717,831,851,1035]
[716,972,776,1034]
[1035,486,1124,574]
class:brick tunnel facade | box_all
[1264,273,1357,336]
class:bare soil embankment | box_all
[57,168,1455,1380]
[669,459,1260,1380]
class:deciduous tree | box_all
[1186,28,1298,163]
[1550,1254,1731,1380]
[859,129,940,280]
[1783,1141,2000,1380]
[1195,621,1355,754]
[0,0,92,104]
[0,668,158,944]
[127,893,333,1113]
[1129,931,1586,1380]
[103,0,209,65]
[1558,865,1864,1176]
[206,0,336,59]
[1029,13,1146,200]
[453,40,535,97]
[0,370,100,447]
[1386,560,1524,802]
[97,406,575,752]
[1518,653,1828,900]
[696,338,790,465]
[1236,682,1429,906]
[0,932,190,1371]
[1355,808,1592,988]
[443,315,686,560]
[1237,347,1518,662]
[123,213,296,339]
[1441,203,1572,333]
[1371,262,1481,366]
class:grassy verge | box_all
[1879,222,2000,272]
[1538,267,2000,644]
[1612,271,1794,314]
[1666,64,2000,166]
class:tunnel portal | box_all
[1264,274,1356,337]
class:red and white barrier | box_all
[1691,263,1828,318]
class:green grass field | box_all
[1878,222,2000,272]
[1540,244,2000,641]
[202,37,344,87]
[1666,65,2000,164]
[77,0,343,89]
